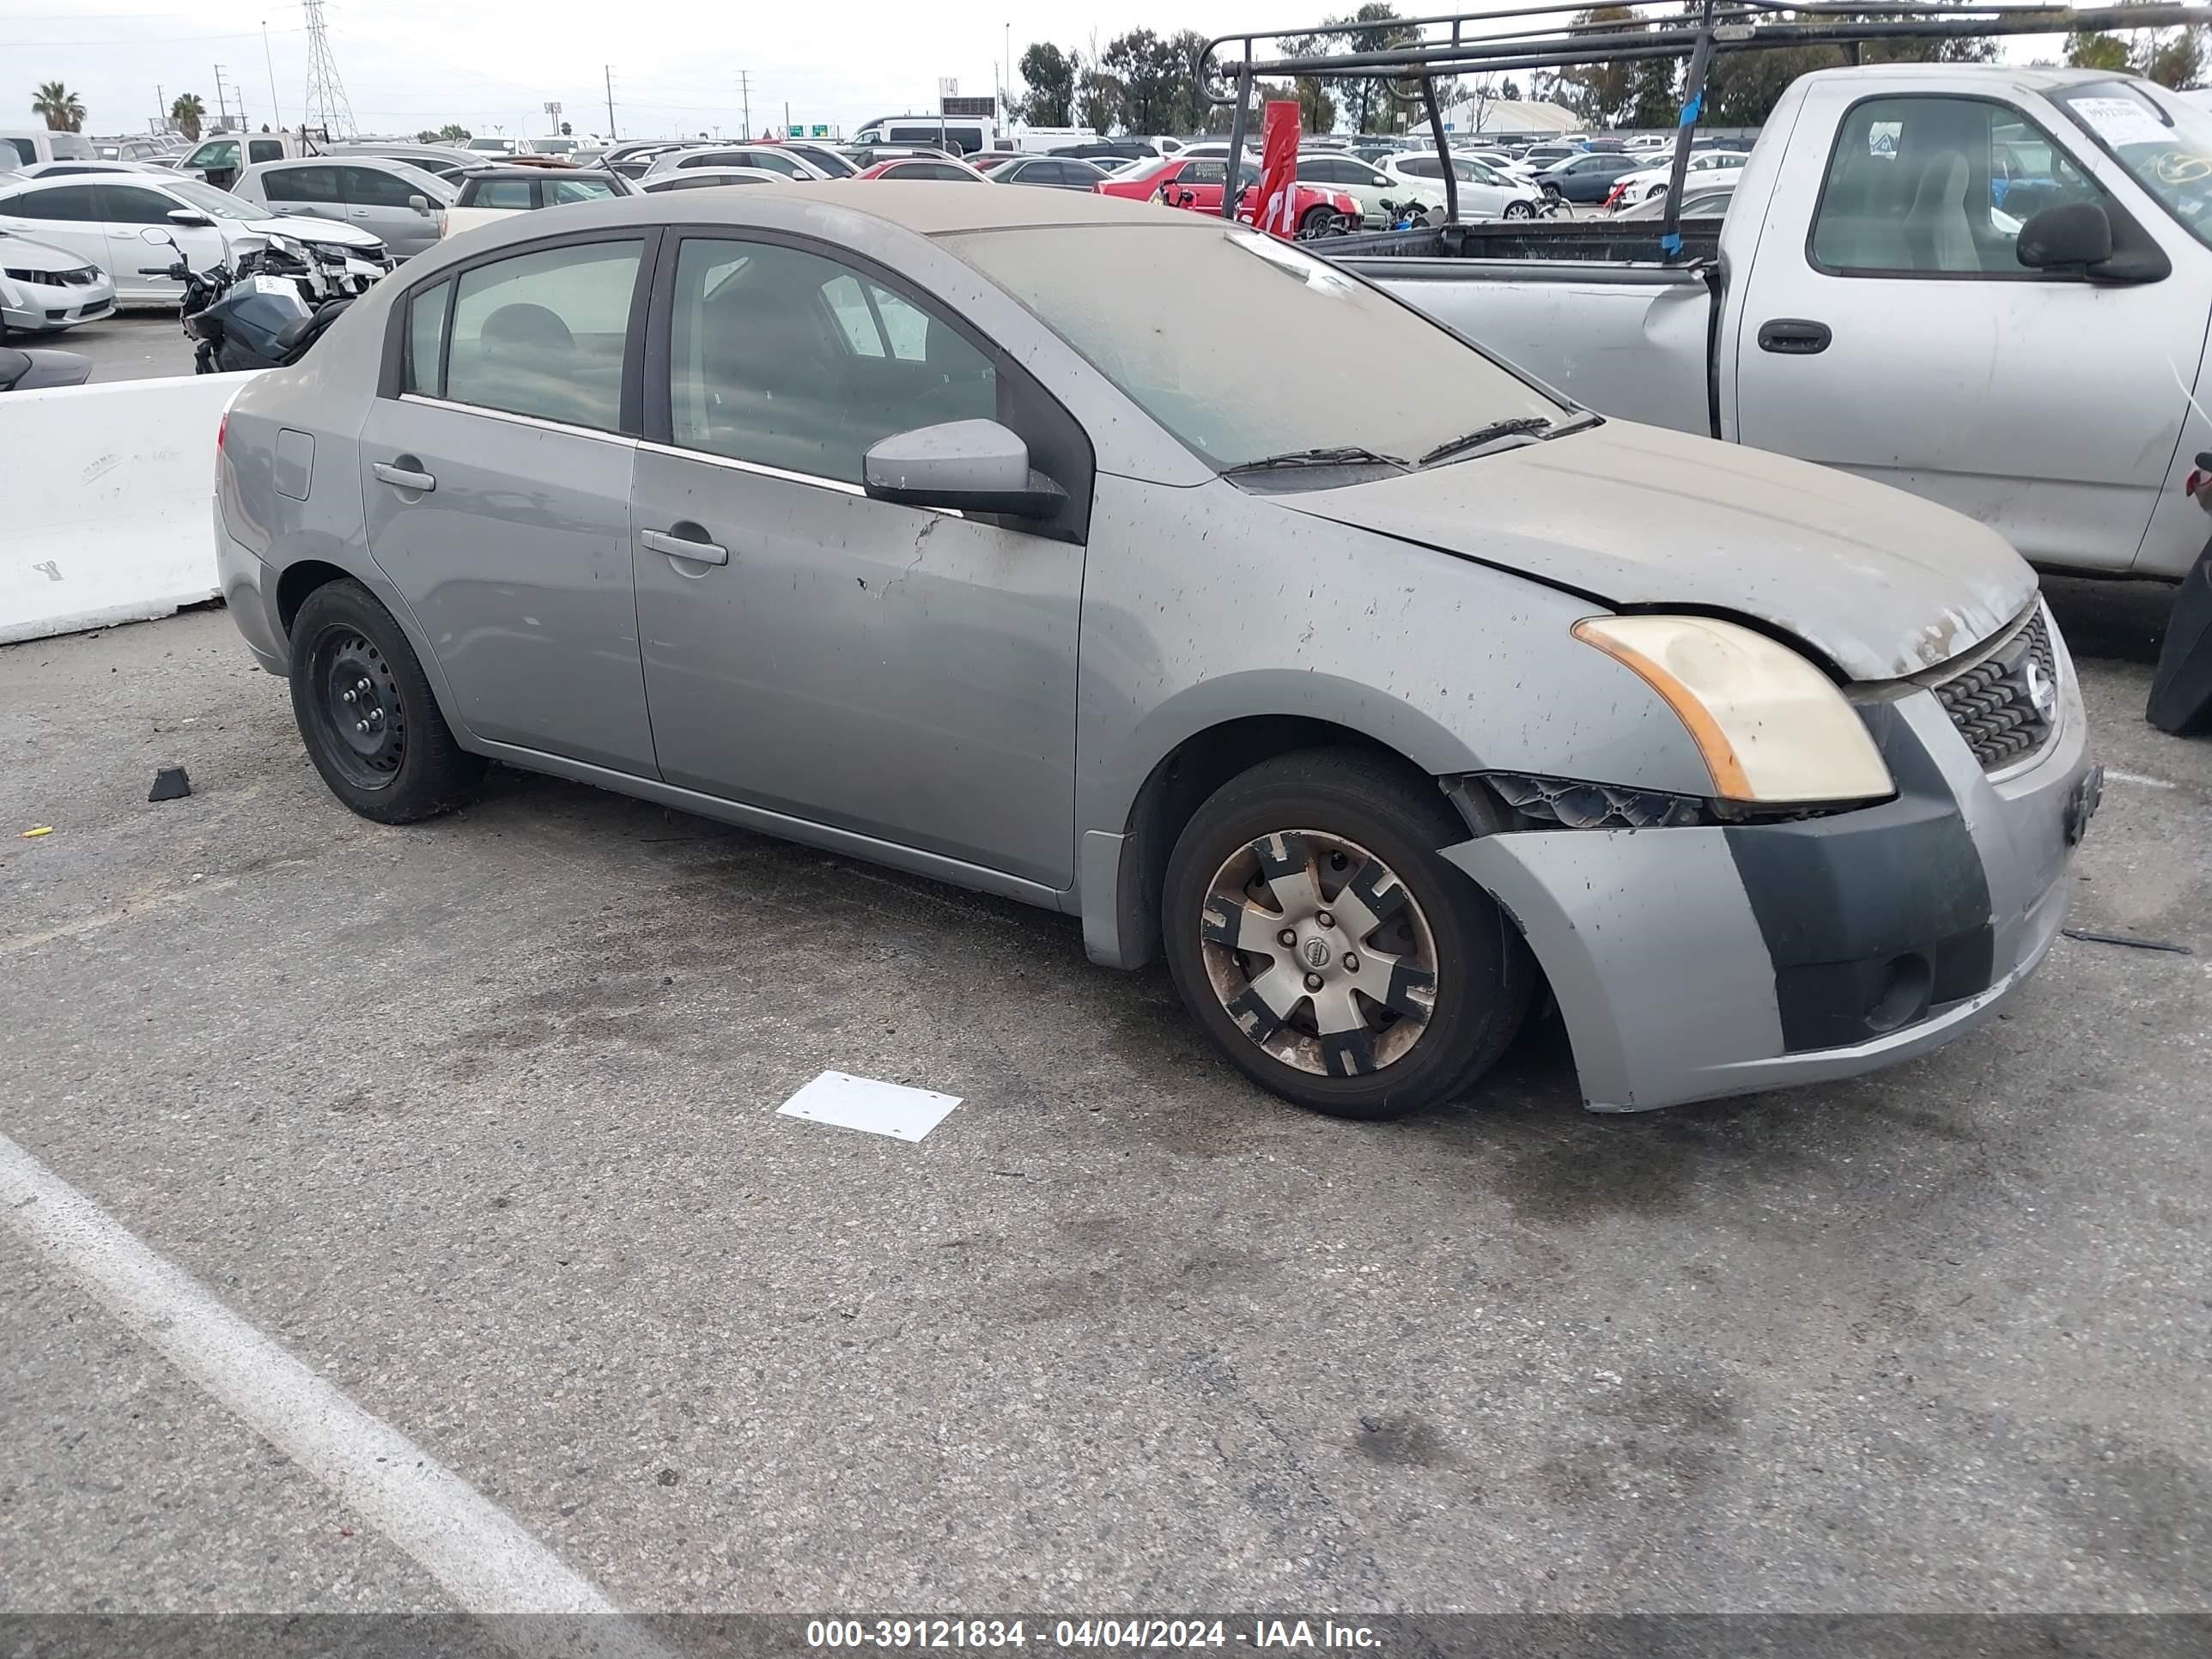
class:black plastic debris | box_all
[2061,927,2193,956]
[148,767,191,802]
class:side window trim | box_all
[1804,89,2112,283]
[638,224,1094,543]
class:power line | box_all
[300,0,356,137]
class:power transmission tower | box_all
[738,70,751,139]
[212,64,234,130]
[300,0,356,138]
[604,65,617,141]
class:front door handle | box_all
[641,526,729,566]
[1757,318,1832,356]
[372,461,435,492]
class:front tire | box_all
[288,578,485,823]
[1503,199,1535,220]
[1162,750,1533,1121]
[1298,204,1336,237]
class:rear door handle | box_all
[641,527,729,566]
[372,461,435,492]
[1757,318,1832,355]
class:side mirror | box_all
[167,207,216,228]
[2015,201,2112,270]
[408,193,432,214]
[138,225,178,246]
[863,420,1068,520]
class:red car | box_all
[853,156,992,183]
[1096,155,1358,236]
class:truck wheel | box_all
[1161,749,1533,1121]
[1504,200,1535,220]
[288,578,486,823]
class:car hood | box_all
[243,215,380,248]
[0,232,97,272]
[1272,418,2037,681]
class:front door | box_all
[89,181,229,301]
[1735,87,2203,573]
[357,234,658,775]
[629,234,1087,888]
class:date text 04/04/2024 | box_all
[801,1621,1383,1650]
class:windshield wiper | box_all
[1418,417,1561,467]
[1221,445,1411,477]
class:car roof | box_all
[425,179,1206,252]
[461,164,618,180]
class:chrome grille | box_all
[1933,607,2057,771]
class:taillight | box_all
[217,411,228,453]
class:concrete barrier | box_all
[0,371,261,647]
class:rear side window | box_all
[444,239,642,431]
[405,278,449,395]
[248,139,284,165]
[3,137,33,166]
[1399,155,1441,179]
[265,166,339,204]
[3,185,96,221]
[544,177,615,204]
[465,179,534,210]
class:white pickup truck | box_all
[1336,65,2211,581]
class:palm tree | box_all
[171,92,206,143]
[32,82,87,133]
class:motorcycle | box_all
[1376,197,1438,231]
[136,227,354,375]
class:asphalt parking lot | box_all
[37,311,198,383]
[3,568,2209,1626]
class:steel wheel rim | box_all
[1198,830,1438,1079]
[307,625,406,790]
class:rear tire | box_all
[288,578,485,823]
[1161,749,1534,1121]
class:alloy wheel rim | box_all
[1198,830,1437,1079]
[310,627,406,790]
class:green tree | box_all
[2140,26,2206,87]
[31,81,86,132]
[1074,58,1124,134]
[1279,33,1341,135]
[2065,29,2133,70]
[1626,57,1680,128]
[436,122,471,143]
[1327,3,1425,134]
[170,91,205,142]
[1017,42,1077,126]
[1559,7,1641,126]
[1103,28,1186,134]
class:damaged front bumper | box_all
[1443,648,2094,1113]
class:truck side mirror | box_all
[2015,201,2112,271]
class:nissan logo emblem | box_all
[2024,659,2057,720]
[1301,938,1330,969]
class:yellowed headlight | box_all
[1572,615,1894,805]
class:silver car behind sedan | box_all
[0,225,115,335]
[213,185,2096,1119]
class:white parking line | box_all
[2107,769,2179,790]
[0,1132,675,1659]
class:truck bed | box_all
[1326,222,1720,436]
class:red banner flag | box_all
[1254,99,1303,240]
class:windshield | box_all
[2053,79,2212,246]
[163,179,258,220]
[945,222,1566,472]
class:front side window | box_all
[666,237,997,483]
[3,138,33,166]
[2054,78,2212,250]
[1812,94,2112,276]
[97,185,186,226]
[444,240,641,430]
[161,179,258,220]
[191,140,240,172]
[343,166,416,208]
[947,222,1562,472]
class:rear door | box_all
[1733,86,2202,571]
[0,183,111,285]
[628,232,1089,887]
[256,163,349,228]
[357,232,659,773]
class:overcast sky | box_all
[15,0,2068,143]
[11,0,1277,143]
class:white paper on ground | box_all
[776,1071,962,1142]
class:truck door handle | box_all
[641,526,729,566]
[373,461,435,492]
[1758,319,1832,356]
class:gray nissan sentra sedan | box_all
[214,185,2100,1117]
